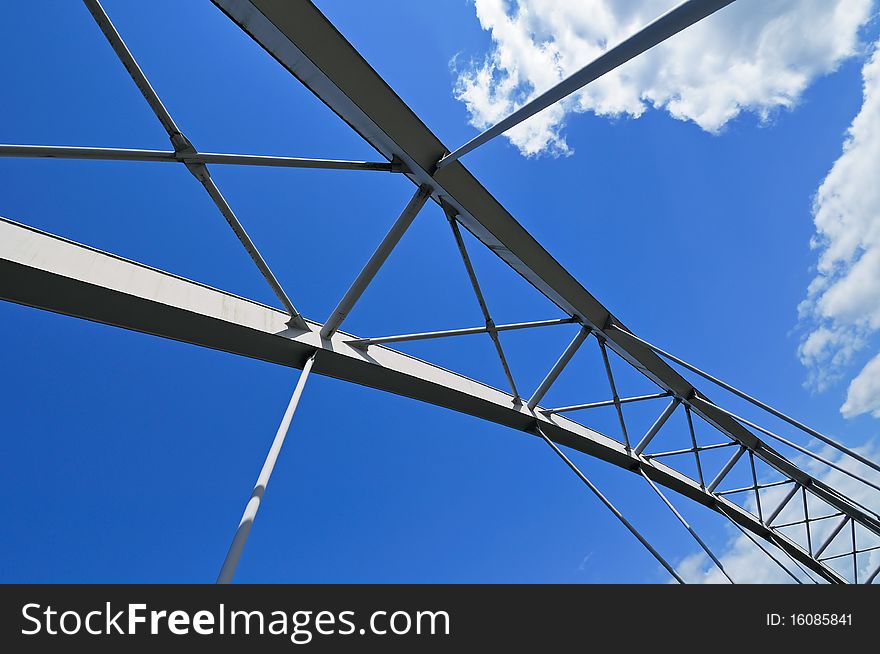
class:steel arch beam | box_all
[0,216,850,583]
[210,0,880,557]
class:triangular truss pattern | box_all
[1,0,878,584]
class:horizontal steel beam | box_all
[0,216,849,583]
[346,317,576,348]
[716,479,792,497]
[0,144,402,171]
[542,391,672,415]
[820,544,880,563]
[775,512,844,530]
[645,441,736,460]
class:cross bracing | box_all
[1,0,878,583]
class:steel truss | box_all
[1,0,878,583]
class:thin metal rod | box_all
[634,397,681,455]
[527,327,590,410]
[645,441,735,459]
[348,317,574,348]
[199,153,398,171]
[436,0,735,169]
[717,478,792,497]
[534,424,685,584]
[814,516,849,558]
[609,325,880,476]
[820,544,880,563]
[216,354,316,584]
[706,446,745,493]
[802,487,813,555]
[444,208,494,331]
[82,0,306,328]
[320,186,431,339]
[717,506,804,584]
[197,171,305,326]
[0,144,178,162]
[597,338,630,448]
[685,406,705,488]
[446,211,520,399]
[638,467,734,583]
[711,404,880,495]
[0,144,402,171]
[775,512,844,529]
[543,391,671,415]
[749,450,763,523]
[766,483,801,526]
[851,519,858,583]
[83,0,182,140]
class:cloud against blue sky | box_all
[801,42,880,419]
[453,0,873,156]
[454,0,880,420]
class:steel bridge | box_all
[2,0,879,584]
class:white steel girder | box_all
[0,215,859,583]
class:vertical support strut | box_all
[684,406,705,488]
[444,207,521,400]
[814,516,849,559]
[534,424,685,584]
[851,520,858,584]
[217,354,316,584]
[766,483,800,526]
[320,186,431,339]
[597,337,629,448]
[802,487,813,555]
[527,327,589,410]
[633,397,680,456]
[748,450,763,523]
[706,446,745,493]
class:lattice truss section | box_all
[1,0,879,584]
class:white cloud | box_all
[454,0,874,156]
[800,39,880,417]
[842,354,880,418]
[679,440,880,583]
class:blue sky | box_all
[1,1,878,583]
